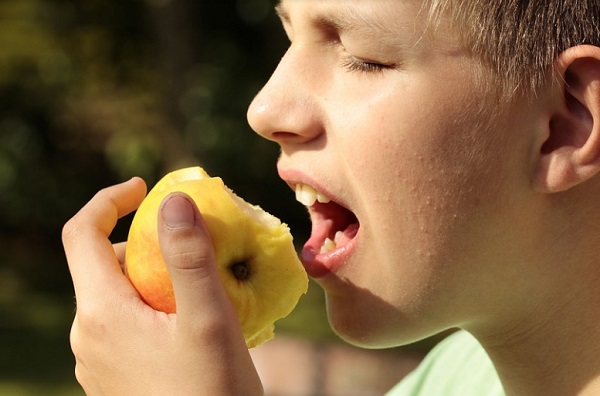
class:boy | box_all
[63,1,600,395]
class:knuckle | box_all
[69,320,81,357]
[74,363,84,386]
[167,248,213,271]
[93,187,120,218]
[183,315,232,345]
[73,303,109,338]
[73,362,92,394]
[62,185,119,237]
[93,184,113,200]
[70,321,88,389]
[61,217,81,246]
[162,229,216,272]
[177,298,241,342]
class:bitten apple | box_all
[125,166,308,348]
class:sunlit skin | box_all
[249,0,534,346]
[62,0,600,395]
[247,1,600,395]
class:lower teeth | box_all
[320,238,336,254]
[319,231,344,254]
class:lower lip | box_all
[300,230,359,278]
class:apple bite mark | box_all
[125,167,309,348]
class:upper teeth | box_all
[295,184,331,206]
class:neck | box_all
[474,265,600,396]
[472,188,600,396]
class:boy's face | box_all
[248,0,541,347]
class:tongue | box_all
[305,217,359,257]
[303,201,358,256]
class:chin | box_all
[324,293,421,349]
[323,280,450,349]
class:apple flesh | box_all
[125,167,308,348]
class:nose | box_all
[247,45,325,146]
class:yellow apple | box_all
[125,166,308,348]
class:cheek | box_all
[349,93,502,219]
[345,84,516,284]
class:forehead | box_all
[275,0,424,30]
[275,0,462,52]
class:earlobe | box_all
[534,45,600,193]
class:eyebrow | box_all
[274,1,406,47]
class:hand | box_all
[62,178,263,395]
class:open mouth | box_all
[295,184,359,259]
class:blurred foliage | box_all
[0,0,319,393]
[0,0,440,393]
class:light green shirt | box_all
[386,330,505,396]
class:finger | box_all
[63,177,147,302]
[157,193,236,324]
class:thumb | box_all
[157,193,233,323]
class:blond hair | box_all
[427,1,600,100]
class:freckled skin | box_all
[247,0,538,347]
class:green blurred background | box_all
[0,1,442,394]
[0,0,332,394]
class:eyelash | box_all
[341,55,392,74]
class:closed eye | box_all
[340,55,395,74]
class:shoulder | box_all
[386,330,504,396]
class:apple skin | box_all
[124,167,308,347]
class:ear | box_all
[534,45,600,193]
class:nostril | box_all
[271,131,303,141]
